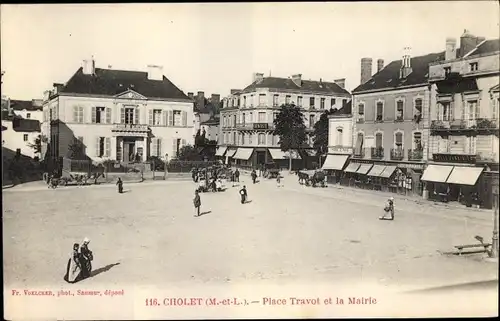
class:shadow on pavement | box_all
[199,211,212,216]
[90,262,121,278]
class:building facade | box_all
[423,31,499,208]
[218,73,351,169]
[351,52,441,194]
[41,59,194,165]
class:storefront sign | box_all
[396,162,426,170]
[253,123,269,130]
[328,146,353,154]
[433,153,476,163]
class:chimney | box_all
[82,58,95,75]
[445,37,457,61]
[53,83,64,94]
[292,74,302,87]
[211,94,220,105]
[334,78,345,89]
[197,91,205,110]
[360,58,373,84]
[400,47,413,79]
[252,73,264,83]
[187,92,194,100]
[147,65,164,81]
[460,29,480,57]
[377,59,384,73]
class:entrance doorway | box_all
[123,138,136,162]
[255,151,266,166]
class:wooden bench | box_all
[454,243,492,255]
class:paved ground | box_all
[3,173,498,318]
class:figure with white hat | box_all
[379,197,395,220]
[79,237,93,278]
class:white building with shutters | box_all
[41,59,194,164]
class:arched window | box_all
[336,127,343,146]
[258,133,265,145]
[394,132,403,149]
[413,132,422,150]
[233,132,236,144]
[241,133,245,145]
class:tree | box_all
[312,111,330,167]
[273,103,307,171]
[67,138,85,160]
[28,134,44,156]
[177,144,202,161]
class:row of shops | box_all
[321,152,498,209]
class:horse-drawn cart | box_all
[262,162,280,179]
[298,170,326,187]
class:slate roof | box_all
[469,39,500,56]
[9,100,43,111]
[12,118,40,132]
[241,77,350,95]
[60,67,190,100]
[353,52,445,94]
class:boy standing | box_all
[239,185,247,204]
[193,190,201,217]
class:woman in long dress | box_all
[64,243,83,283]
[79,238,93,278]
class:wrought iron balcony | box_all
[371,147,384,160]
[475,118,499,129]
[390,148,404,161]
[430,120,451,130]
[408,149,424,161]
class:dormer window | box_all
[469,62,478,72]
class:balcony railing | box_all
[408,149,424,161]
[371,147,384,160]
[390,148,404,161]
[431,118,499,133]
[475,118,499,129]
[430,120,451,130]
[353,148,366,158]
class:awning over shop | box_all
[446,166,484,186]
[356,164,373,175]
[421,164,454,183]
[226,148,237,158]
[215,146,228,157]
[233,148,254,160]
[269,149,288,160]
[322,154,349,170]
[344,162,361,173]
[379,165,397,178]
[367,164,386,177]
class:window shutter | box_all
[172,138,177,156]
[73,106,78,122]
[474,102,480,120]
[149,110,153,125]
[120,107,125,124]
[151,138,158,156]
[158,138,163,156]
[182,111,187,126]
[105,137,111,157]
[106,108,112,124]
[95,137,101,157]
[91,107,97,123]
[162,110,167,126]
[168,110,174,126]
[134,108,140,124]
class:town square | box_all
[2,2,499,319]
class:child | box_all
[379,197,395,220]
[193,190,201,217]
[116,177,123,193]
[239,185,247,204]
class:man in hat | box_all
[193,190,201,217]
[239,185,247,204]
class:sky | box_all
[1,2,499,100]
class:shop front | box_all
[215,146,228,163]
[233,148,254,169]
[321,154,349,184]
[225,148,237,166]
[268,148,302,170]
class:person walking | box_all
[193,190,201,217]
[379,196,395,220]
[239,185,247,204]
[276,173,282,188]
[251,169,257,184]
[234,168,240,183]
[116,177,123,194]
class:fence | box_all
[166,160,219,173]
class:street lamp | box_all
[491,176,499,258]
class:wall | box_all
[13,110,43,122]
[328,116,353,148]
[352,86,429,161]
[1,120,40,158]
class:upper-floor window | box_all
[173,110,183,126]
[469,62,478,72]
[394,132,403,149]
[336,127,343,146]
[331,98,336,108]
[23,134,28,141]
[438,102,452,121]
[249,112,253,123]
[309,97,315,109]
[250,94,254,107]
[273,95,279,106]
[465,100,479,121]
[258,133,265,145]
[73,106,85,123]
[413,132,423,150]
[259,94,266,106]
[357,103,365,122]
[297,96,303,107]
[241,133,245,145]
[396,100,404,121]
[375,132,383,148]
[414,98,423,118]
[233,115,237,127]
[26,113,31,119]
[444,67,451,76]
[242,113,246,125]
[249,133,253,145]
[376,102,384,122]
[152,109,162,125]
[258,112,266,122]
[243,96,247,107]
[493,98,499,120]
[285,95,291,105]
[320,98,325,109]
[236,98,240,107]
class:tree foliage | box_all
[273,103,307,152]
[28,134,44,155]
[67,138,86,160]
[177,144,202,161]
